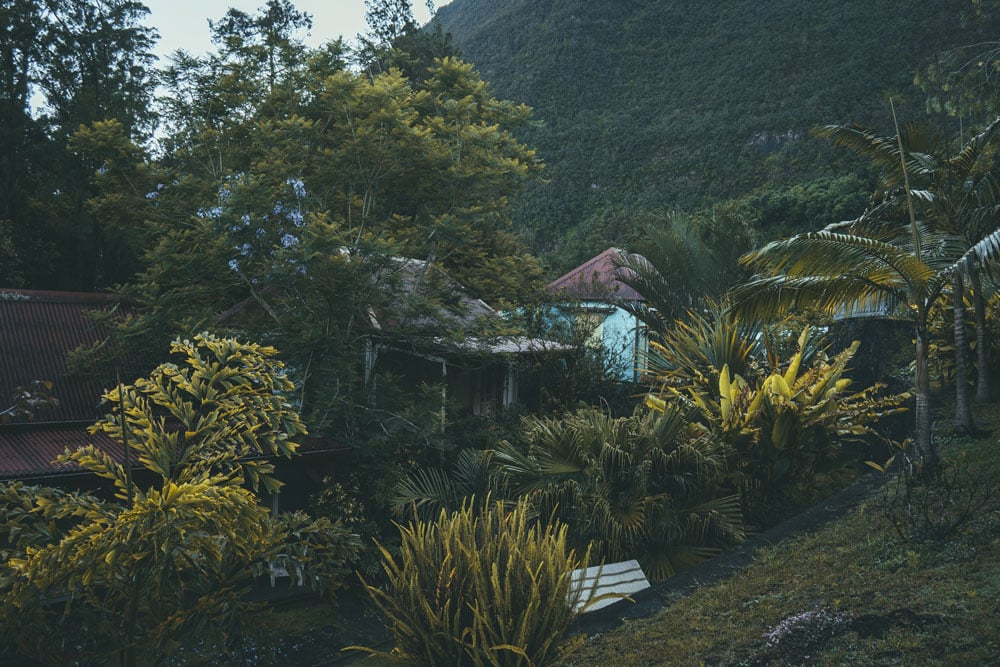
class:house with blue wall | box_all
[546,248,648,383]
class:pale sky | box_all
[143,0,452,62]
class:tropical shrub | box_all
[493,406,744,581]
[0,335,359,665]
[871,445,994,544]
[655,328,908,518]
[358,498,593,666]
[643,302,766,393]
[641,302,829,395]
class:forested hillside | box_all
[434,0,1000,269]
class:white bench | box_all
[267,557,304,588]
[570,559,651,613]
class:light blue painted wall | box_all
[600,305,646,382]
[547,301,646,382]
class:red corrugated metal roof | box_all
[1,290,350,480]
[547,248,645,301]
[0,289,119,425]
[0,426,123,479]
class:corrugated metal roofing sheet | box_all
[0,426,122,479]
[0,289,116,425]
[0,289,349,480]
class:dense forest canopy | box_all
[435,0,1000,269]
[5,0,999,285]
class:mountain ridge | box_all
[433,0,998,270]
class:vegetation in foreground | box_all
[561,406,1000,666]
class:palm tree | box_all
[731,210,1000,473]
[733,109,1000,470]
[614,207,757,338]
[813,114,1000,431]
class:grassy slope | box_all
[562,409,1000,666]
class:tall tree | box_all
[78,6,545,444]
[0,0,157,290]
[38,0,157,140]
[207,0,312,91]
[359,0,457,79]
[364,0,417,47]
[1,0,50,287]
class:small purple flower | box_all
[764,607,853,649]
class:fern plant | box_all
[356,498,594,666]
[493,406,744,582]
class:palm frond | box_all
[953,226,1000,277]
[451,448,493,491]
[392,467,461,518]
[645,303,763,389]
[729,274,905,323]
[948,115,1000,177]
[492,441,550,494]
[744,231,937,290]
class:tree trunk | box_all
[914,320,939,475]
[952,272,976,433]
[971,265,990,404]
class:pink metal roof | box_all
[546,248,645,302]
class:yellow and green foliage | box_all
[652,328,908,494]
[0,334,359,665]
[358,498,592,667]
[643,303,764,394]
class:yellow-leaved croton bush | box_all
[648,327,909,489]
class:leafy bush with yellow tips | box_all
[356,497,599,666]
[0,335,359,665]
[651,327,909,514]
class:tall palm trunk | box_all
[952,272,976,433]
[914,318,939,475]
[971,265,990,404]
